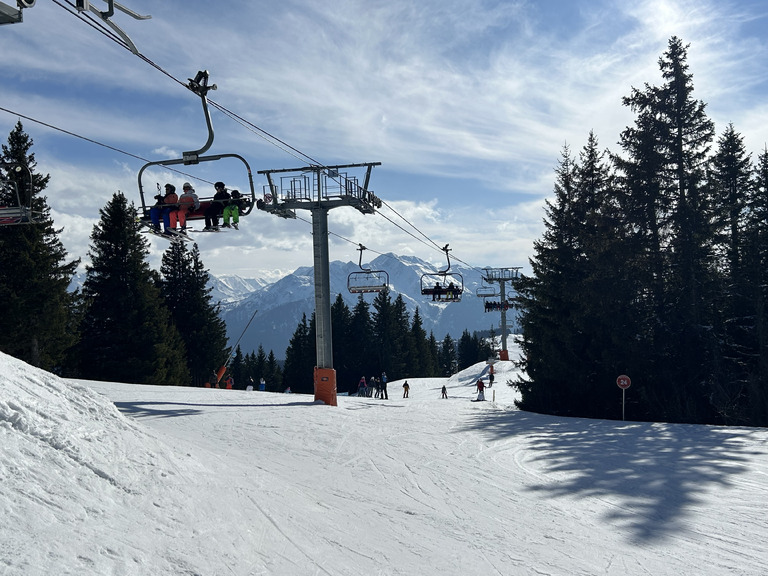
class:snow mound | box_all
[0,352,199,574]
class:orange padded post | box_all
[499,350,509,361]
[314,367,337,406]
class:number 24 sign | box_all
[616,375,631,390]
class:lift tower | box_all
[481,267,520,360]
[257,162,381,406]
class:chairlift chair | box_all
[136,70,256,228]
[0,163,44,226]
[419,244,463,303]
[347,244,389,294]
[476,285,500,298]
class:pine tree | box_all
[438,334,457,376]
[243,350,257,387]
[0,121,79,371]
[742,148,768,425]
[570,131,638,418]
[457,329,476,370]
[371,286,396,374]
[77,192,188,385]
[708,124,754,423]
[348,294,375,379]
[331,293,355,393]
[427,331,440,375]
[389,293,411,378]
[229,346,245,388]
[282,313,315,393]
[622,36,717,422]
[408,307,433,377]
[516,144,584,414]
[158,241,227,385]
[254,345,267,387]
[266,349,282,391]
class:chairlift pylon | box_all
[420,244,463,302]
[136,70,256,229]
[347,244,389,294]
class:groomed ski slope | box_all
[1,346,767,575]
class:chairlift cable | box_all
[56,0,318,166]
[48,3,492,274]
[54,1,128,48]
[0,106,217,187]
[53,1,447,255]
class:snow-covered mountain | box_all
[208,274,269,304]
[217,253,520,358]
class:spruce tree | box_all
[742,148,768,425]
[389,293,411,378]
[229,346,245,388]
[371,286,396,374]
[516,144,583,414]
[78,192,188,385]
[254,345,267,387]
[331,293,354,393]
[427,332,440,375]
[266,349,282,391]
[282,312,315,393]
[349,294,374,378]
[457,329,476,370]
[569,131,637,418]
[158,241,227,385]
[408,307,433,377]
[438,334,457,376]
[0,121,79,371]
[623,36,717,422]
[708,124,754,422]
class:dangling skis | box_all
[136,218,193,243]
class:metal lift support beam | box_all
[258,162,381,406]
[481,267,521,360]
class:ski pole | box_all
[216,308,258,383]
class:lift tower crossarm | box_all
[481,267,521,360]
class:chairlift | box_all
[136,70,256,228]
[476,285,500,298]
[420,244,463,303]
[0,163,44,226]
[347,244,389,294]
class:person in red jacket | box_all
[150,183,178,234]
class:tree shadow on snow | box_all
[458,408,766,543]
[113,400,317,418]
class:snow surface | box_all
[1,345,767,575]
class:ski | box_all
[136,219,193,243]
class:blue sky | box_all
[2,0,768,280]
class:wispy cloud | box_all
[2,0,767,279]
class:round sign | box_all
[616,375,631,390]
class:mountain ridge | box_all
[213,253,519,358]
